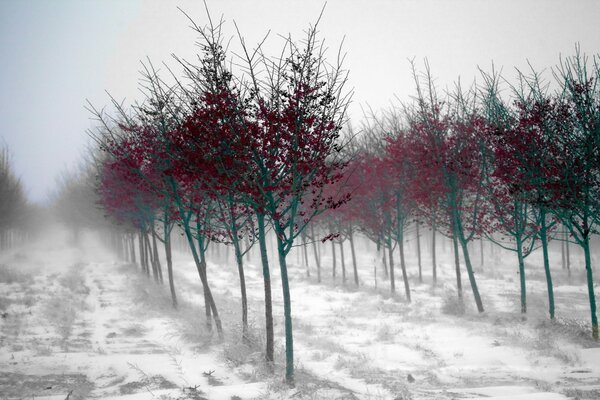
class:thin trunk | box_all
[144,232,156,280]
[339,240,346,285]
[452,232,462,299]
[310,224,321,283]
[231,221,249,341]
[398,231,411,302]
[168,177,222,338]
[516,235,526,314]
[301,231,310,278]
[455,212,484,313]
[561,231,566,270]
[138,230,146,273]
[123,235,129,262]
[432,223,437,285]
[566,229,571,276]
[582,234,598,340]
[197,218,212,325]
[164,225,177,309]
[275,232,294,384]
[540,208,555,319]
[257,213,274,364]
[382,242,389,279]
[388,239,395,294]
[130,234,137,265]
[330,223,337,280]
[185,224,222,337]
[416,221,422,283]
[348,230,359,287]
[151,227,164,284]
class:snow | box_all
[1,226,599,399]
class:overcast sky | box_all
[1,0,599,204]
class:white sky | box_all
[1,0,599,204]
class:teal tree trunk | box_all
[582,233,598,340]
[539,207,555,319]
[274,227,294,384]
[151,227,164,284]
[256,213,274,363]
[452,230,463,299]
[196,219,213,327]
[454,208,484,312]
[397,228,411,302]
[163,217,177,309]
[169,179,222,337]
[230,217,249,340]
[516,234,526,314]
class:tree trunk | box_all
[187,226,222,337]
[301,231,310,277]
[145,232,156,281]
[196,217,213,326]
[388,239,395,294]
[151,227,164,284]
[231,223,249,341]
[416,221,422,283]
[432,222,437,285]
[330,224,337,280]
[310,224,321,283]
[582,234,598,340]
[452,232,462,299]
[455,211,484,313]
[539,208,555,319]
[275,231,294,384]
[381,241,389,279]
[130,233,137,265]
[398,231,411,302]
[138,230,146,273]
[257,213,274,364]
[168,177,223,338]
[561,230,566,270]
[339,240,346,285]
[516,235,526,314]
[164,224,177,309]
[349,230,359,287]
[566,229,571,277]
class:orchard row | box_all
[89,15,599,384]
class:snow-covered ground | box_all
[1,228,599,399]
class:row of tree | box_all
[0,146,30,251]
[88,12,599,383]
[91,14,349,384]
[334,53,598,339]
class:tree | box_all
[551,50,600,339]
[0,147,27,251]
[405,66,487,312]
[479,71,542,314]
